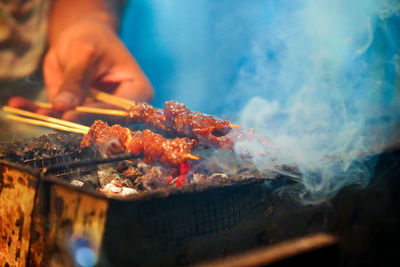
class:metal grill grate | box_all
[21,152,142,179]
[22,152,94,179]
[105,180,268,245]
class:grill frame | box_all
[3,136,398,266]
[0,157,281,266]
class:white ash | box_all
[61,155,278,197]
[101,179,138,197]
[206,173,228,181]
[71,180,84,187]
[192,173,206,183]
[187,173,228,184]
[136,161,156,174]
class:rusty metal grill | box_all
[22,152,143,179]
[22,152,90,179]
[139,181,266,241]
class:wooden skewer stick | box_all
[90,89,133,110]
[91,89,138,106]
[185,154,199,160]
[34,102,53,109]
[3,106,90,132]
[75,106,129,117]
[34,102,129,117]
[6,114,88,134]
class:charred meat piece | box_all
[164,101,235,150]
[81,120,196,165]
[164,101,232,135]
[127,100,234,150]
[127,102,170,133]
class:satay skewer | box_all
[75,105,240,129]
[35,92,239,149]
[89,90,240,128]
[36,100,239,129]
[4,112,199,162]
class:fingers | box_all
[8,97,38,112]
[7,97,62,117]
[97,64,154,103]
[113,78,154,103]
[48,41,101,111]
[43,48,63,101]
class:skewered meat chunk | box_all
[163,101,232,136]
[128,102,170,133]
[81,120,196,165]
[127,101,234,150]
[164,101,234,149]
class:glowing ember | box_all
[176,163,191,187]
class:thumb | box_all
[51,41,100,111]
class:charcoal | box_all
[0,133,284,197]
[134,166,171,191]
[122,166,142,183]
[98,166,121,188]
[80,173,101,191]
[0,133,88,162]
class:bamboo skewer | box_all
[34,102,53,109]
[34,102,129,117]
[75,106,129,116]
[37,90,240,129]
[90,89,133,110]
[3,106,90,132]
[185,154,200,160]
[6,114,88,134]
[4,111,199,161]
[34,103,129,118]
[35,101,128,118]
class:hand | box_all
[42,18,153,121]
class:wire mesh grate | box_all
[124,181,267,242]
[22,152,95,179]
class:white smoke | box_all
[122,0,399,202]
[233,0,400,202]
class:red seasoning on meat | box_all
[81,120,196,165]
[127,100,235,150]
[164,101,235,150]
[128,102,169,133]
